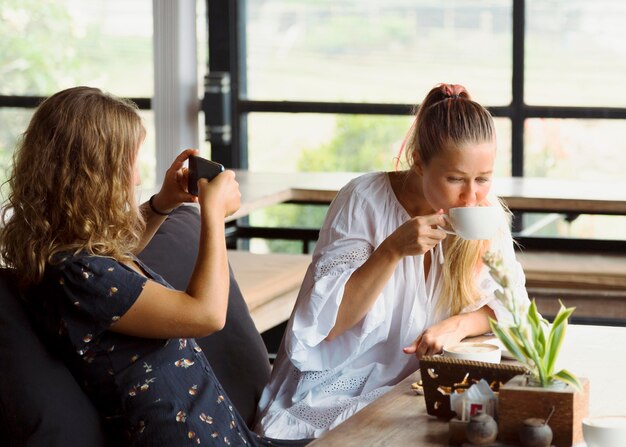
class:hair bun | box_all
[440,83,467,99]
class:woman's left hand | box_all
[402,316,464,359]
[402,307,494,359]
[151,149,199,213]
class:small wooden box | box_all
[498,375,589,447]
[419,356,527,420]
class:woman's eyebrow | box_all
[447,169,493,175]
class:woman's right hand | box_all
[382,211,447,259]
[196,170,241,219]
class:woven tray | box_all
[419,355,528,420]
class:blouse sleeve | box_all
[286,186,390,372]
[54,255,148,354]
[462,204,530,324]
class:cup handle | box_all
[436,215,454,264]
[437,214,456,235]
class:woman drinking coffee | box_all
[254,83,531,440]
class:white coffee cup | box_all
[441,206,502,240]
[443,343,502,363]
[582,415,626,447]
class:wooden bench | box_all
[227,250,310,333]
[516,250,626,323]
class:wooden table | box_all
[229,171,626,222]
[308,324,626,446]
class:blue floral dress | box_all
[26,253,307,447]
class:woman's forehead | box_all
[429,141,496,169]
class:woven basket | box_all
[419,355,528,419]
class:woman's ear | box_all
[412,151,424,176]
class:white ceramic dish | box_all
[484,339,516,360]
[442,342,501,363]
[582,415,626,447]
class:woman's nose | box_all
[460,184,477,206]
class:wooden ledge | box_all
[227,250,311,333]
[517,251,626,290]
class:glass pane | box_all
[248,112,512,176]
[247,113,412,173]
[137,110,157,193]
[526,0,626,107]
[0,108,157,199]
[493,118,511,177]
[245,0,512,105]
[248,203,328,254]
[524,118,626,181]
[0,108,34,188]
[522,213,626,242]
[1,0,153,97]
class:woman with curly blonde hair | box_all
[1,86,308,447]
[255,83,530,439]
[2,87,148,286]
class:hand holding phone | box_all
[187,155,224,196]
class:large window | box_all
[525,0,626,108]
[243,0,514,176]
[0,0,156,188]
[2,1,624,248]
[0,0,209,192]
[524,0,626,183]
[246,1,513,105]
[207,0,626,249]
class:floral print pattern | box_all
[26,254,306,447]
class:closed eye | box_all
[447,177,464,182]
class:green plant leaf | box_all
[527,300,546,358]
[528,299,541,327]
[510,325,538,359]
[551,303,576,329]
[553,369,583,393]
[545,305,575,376]
[507,326,533,359]
[489,319,528,365]
[511,324,547,384]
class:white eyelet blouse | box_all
[254,172,529,440]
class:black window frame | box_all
[205,0,626,172]
[204,0,626,253]
[1,2,624,252]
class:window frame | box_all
[1,1,624,252]
[204,0,626,253]
[205,0,626,173]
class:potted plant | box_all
[482,251,589,447]
[482,251,582,391]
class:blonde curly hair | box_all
[1,86,146,287]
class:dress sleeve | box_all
[462,206,530,324]
[286,187,390,372]
[55,255,148,354]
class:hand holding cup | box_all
[440,206,502,241]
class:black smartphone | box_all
[187,155,224,195]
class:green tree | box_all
[0,0,78,186]
[298,115,409,172]
[0,0,154,189]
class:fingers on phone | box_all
[174,149,197,165]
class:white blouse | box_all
[254,172,529,440]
